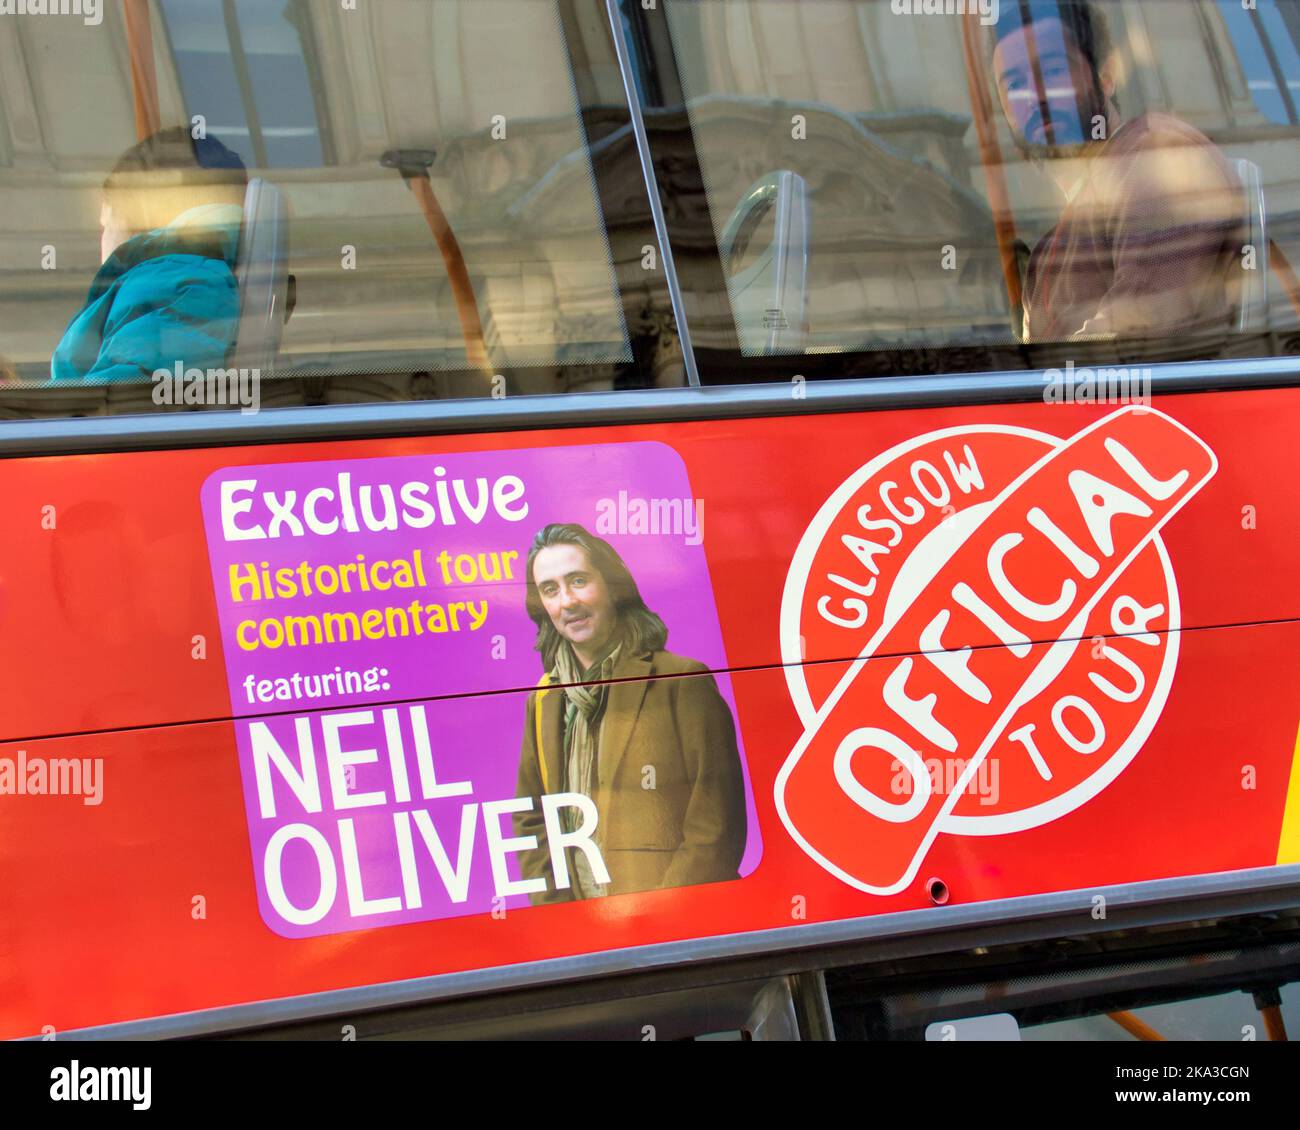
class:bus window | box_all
[1024,982,1300,1040]
[631,0,1300,380]
[829,929,1300,1041]
[1216,0,1300,127]
[0,0,674,412]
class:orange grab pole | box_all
[1268,239,1300,323]
[123,0,161,141]
[1261,1003,1289,1042]
[405,174,491,376]
[1108,1011,1165,1041]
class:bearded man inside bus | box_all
[514,523,746,903]
[991,0,1244,342]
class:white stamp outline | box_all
[776,407,1218,894]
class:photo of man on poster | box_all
[514,522,747,903]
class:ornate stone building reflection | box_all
[0,0,1296,416]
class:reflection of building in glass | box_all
[2,0,1300,411]
[159,0,330,168]
[0,0,634,410]
[1216,0,1300,126]
[661,0,1300,354]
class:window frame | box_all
[0,0,687,409]
[623,0,1300,390]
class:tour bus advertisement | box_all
[2,390,1300,1037]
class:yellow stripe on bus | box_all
[1278,716,1300,865]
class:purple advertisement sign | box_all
[199,441,759,938]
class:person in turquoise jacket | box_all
[51,128,248,384]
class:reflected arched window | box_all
[1217,0,1300,126]
[159,0,331,167]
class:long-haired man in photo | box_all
[514,523,746,903]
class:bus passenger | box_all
[515,523,747,903]
[50,128,247,383]
[990,1,1244,342]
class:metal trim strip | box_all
[3,356,1300,458]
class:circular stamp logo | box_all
[777,407,1218,895]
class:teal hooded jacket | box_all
[51,203,243,383]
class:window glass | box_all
[1219,0,1300,125]
[830,940,1300,1041]
[643,0,1300,374]
[1024,981,1300,1040]
[0,0,660,413]
[160,0,327,168]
